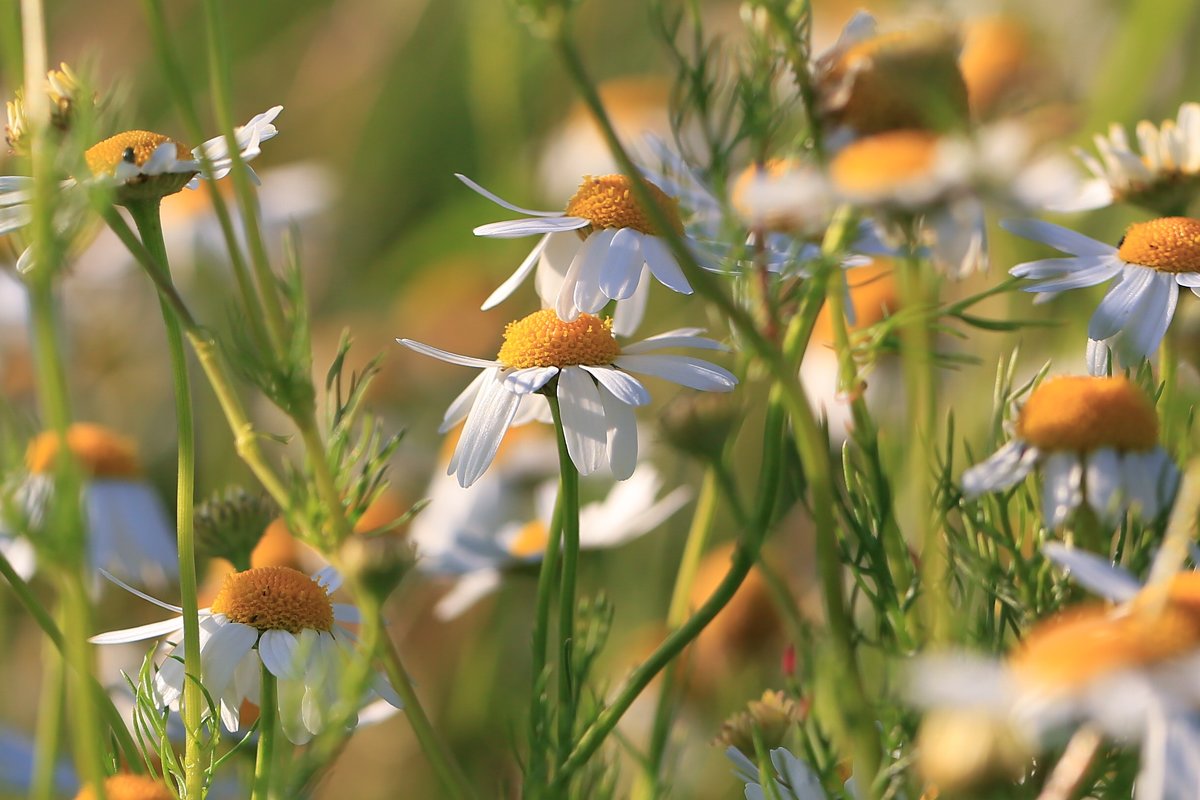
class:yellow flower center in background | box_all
[565,174,683,236]
[829,130,941,195]
[497,309,620,370]
[210,566,334,633]
[1116,217,1200,273]
[960,17,1032,115]
[26,423,142,479]
[507,520,549,558]
[812,261,898,344]
[74,774,175,800]
[84,130,191,177]
[1016,376,1158,452]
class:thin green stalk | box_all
[636,468,719,799]
[528,467,565,792]
[31,629,64,800]
[126,199,205,799]
[251,665,278,800]
[546,396,581,762]
[376,635,475,800]
[296,422,355,545]
[1160,336,1180,454]
[59,573,108,798]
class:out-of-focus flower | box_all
[413,462,689,619]
[398,309,736,487]
[1005,217,1200,373]
[6,63,96,155]
[457,173,709,335]
[74,774,175,800]
[911,548,1200,800]
[91,566,402,745]
[1053,103,1200,215]
[961,375,1177,528]
[814,11,970,137]
[727,745,830,800]
[0,423,177,586]
[715,690,806,755]
[959,16,1048,121]
[729,160,835,236]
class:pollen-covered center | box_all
[210,566,334,633]
[497,309,620,369]
[1116,217,1200,273]
[75,774,176,800]
[26,423,141,479]
[84,130,191,177]
[1016,376,1158,452]
[565,174,683,236]
[829,130,941,195]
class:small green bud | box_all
[194,486,278,571]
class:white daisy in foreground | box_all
[91,566,402,745]
[415,464,689,619]
[910,550,1200,800]
[0,423,177,586]
[962,375,1178,528]
[727,745,830,800]
[398,308,737,487]
[457,172,707,327]
[0,106,281,247]
[1005,217,1200,374]
[1052,102,1200,214]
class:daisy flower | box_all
[1052,102,1200,214]
[961,375,1178,528]
[1004,216,1200,373]
[457,172,708,331]
[90,565,402,745]
[0,423,177,586]
[397,308,737,487]
[414,464,689,619]
[910,548,1200,800]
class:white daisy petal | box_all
[200,621,259,698]
[961,440,1039,498]
[612,268,651,337]
[439,369,490,433]
[397,339,499,369]
[259,629,302,680]
[1085,447,1124,521]
[1042,542,1141,602]
[453,370,522,487]
[474,217,591,239]
[598,227,644,301]
[481,234,551,310]
[621,333,728,353]
[1041,452,1083,528]
[1087,267,1156,341]
[640,235,694,295]
[1017,260,1123,291]
[1119,275,1177,363]
[89,617,186,645]
[572,228,619,314]
[579,365,650,406]
[1001,219,1117,257]
[557,367,608,476]
[614,354,737,391]
[596,382,638,480]
[505,366,560,395]
[454,173,564,217]
[434,569,504,620]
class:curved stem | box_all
[126,200,204,799]
[546,396,581,763]
[251,665,277,800]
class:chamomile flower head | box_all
[457,173,708,332]
[1054,102,1200,214]
[729,159,834,235]
[91,566,402,745]
[0,423,178,587]
[961,376,1178,528]
[398,309,737,487]
[413,462,689,619]
[1005,217,1200,373]
[74,774,175,800]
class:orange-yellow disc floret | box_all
[75,774,176,800]
[210,566,334,633]
[1016,376,1158,452]
[829,130,942,196]
[507,520,549,558]
[497,309,621,370]
[565,174,683,236]
[811,260,898,344]
[26,422,141,479]
[84,130,191,177]
[1117,217,1200,274]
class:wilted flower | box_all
[715,690,806,755]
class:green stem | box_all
[31,625,64,800]
[126,200,204,799]
[251,665,278,800]
[528,465,565,791]
[547,396,581,763]
[60,574,108,798]
[1160,335,1179,455]
[376,635,475,800]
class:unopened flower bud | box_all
[340,529,416,603]
[194,486,278,570]
[660,392,740,462]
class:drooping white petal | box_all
[1085,448,1124,521]
[598,227,644,301]
[1087,267,1156,341]
[613,354,737,391]
[474,216,591,238]
[277,676,312,744]
[612,267,651,337]
[504,366,560,395]
[1001,219,1117,257]
[439,369,490,433]
[454,173,564,217]
[557,367,608,476]
[1042,542,1141,602]
[1117,274,1177,365]
[621,332,729,354]
[200,621,259,698]
[451,369,522,487]
[259,629,302,680]
[1017,260,1123,292]
[640,234,694,295]
[579,365,650,406]
[1041,452,1083,529]
[595,382,639,480]
[961,440,1040,498]
[481,234,551,310]
[397,338,500,369]
[89,616,186,645]
[572,228,619,314]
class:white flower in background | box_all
[910,547,1200,800]
[90,566,402,745]
[962,375,1177,528]
[457,172,709,334]
[0,423,177,586]
[1052,102,1200,214]
[414,464,689,619]
[727,746,830,800]
[398,309,737,487]
[1005,217,1200,374]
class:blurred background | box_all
[2,0,1200,796]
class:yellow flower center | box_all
[960,17,1032,114]
[84,130,191,177]
[1116,217,1200,274]
[75,775,175,800]
[1011,574,1200,689]
[565,174,683,236]
[829,130,941,195]
[812,261,898,344]
[507,520,549,559]
[496,309,621,370]
[1016,376,1158,452]
[26,423,142,479]
[210,566,334,633]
